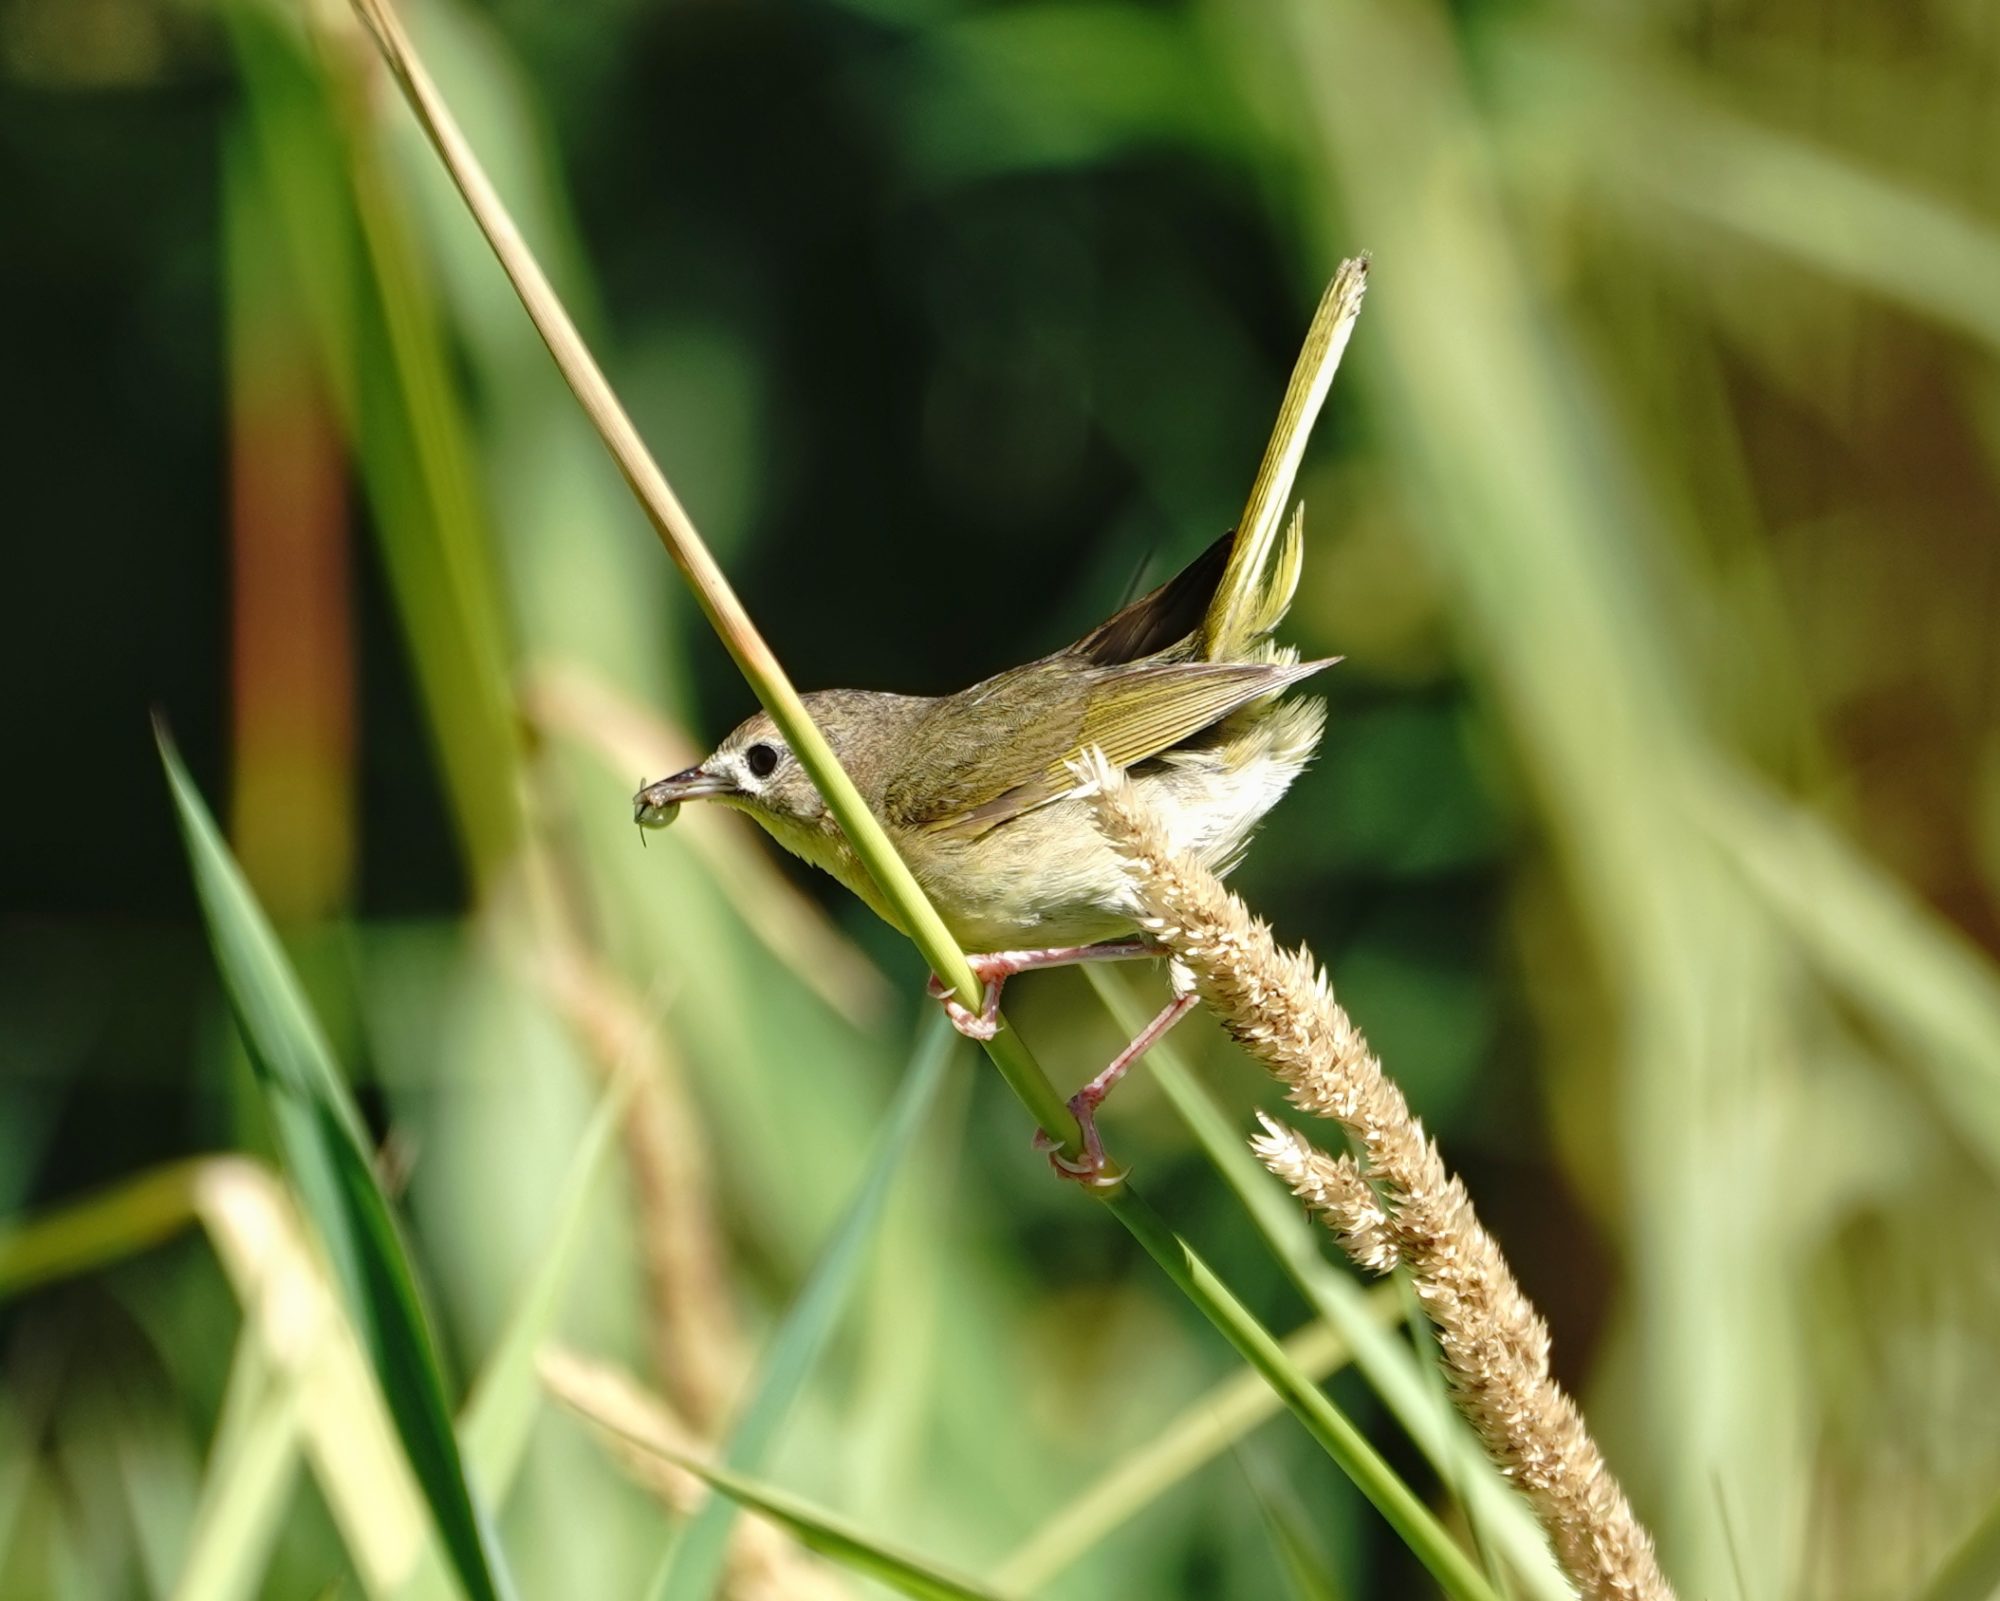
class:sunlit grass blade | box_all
[171,1337,304,1601]
[1085,968,1572,1601]
[1096,1186,1502,1600]
[653,1012,957,1600]
[156,726,514,1601]
[996,1309,1394,1591]
[565,1406,1011,1601]
[459,1058,640,1501]
[0,1158,451,1597]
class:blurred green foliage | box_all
[3,0,1999,1595]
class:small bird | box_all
[634,515,1332,1182]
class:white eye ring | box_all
[744,742,780,780]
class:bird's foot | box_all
[927,940,1163,1042]
[926,971,1001,1041]
[1029,990,1198,1189]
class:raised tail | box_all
[1199,257,1368,663]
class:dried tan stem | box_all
[528,917,743,1433]
[540,1347,852,1601]
[1077,751,1675,1601]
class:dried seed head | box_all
[1082,758,1676,1601]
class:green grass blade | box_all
[653,1012,958,1601]
[156,725,516,1601]
[997,1311,1391,1591]
[1499,34,2000,354]
[590,1418,1010,1601]
[1085,968,1571,1601]
[1097,1185,1501,1601]
[459,1061,640,1500]
[0,1163,206,1300]
[222,1,523,885]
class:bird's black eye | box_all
[744,742,780,780]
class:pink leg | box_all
[1035,991,1198,1187]
[926,939,1161,1041]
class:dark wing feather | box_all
[1067,531,1234,666]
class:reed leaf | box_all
[157,728,514,1601]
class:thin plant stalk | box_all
[339,0,1073,1142]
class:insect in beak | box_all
[632,764,736,832]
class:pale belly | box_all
[906,753,1301,950]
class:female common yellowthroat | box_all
[634,516,1331,1180]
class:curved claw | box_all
[927,972,1001,1040]
[1031,1101,1125,1190]
[941,993,1000,1041]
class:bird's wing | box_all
[907,657,1329,838]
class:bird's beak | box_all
[633,764,735,828]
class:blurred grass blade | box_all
[0,1405,30,1586]
[581,1413,1010,1601]
[1085,968,1571,1601]
[1244,1449,1350,1601]
[460,1059,641,1499]
[997,1311,1391,1591]
[1913,1487,2000,1601]
[1499,34,2000,353]
[171,1337,304,1601]
[1694,771,2000,1178]
[655,1013,957,1600]
[223,1,524,885]
[0,1158,451,1597]
[156,725,515,1601]
[0,1162,207,1299]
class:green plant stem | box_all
[1102,1187,1499,1601]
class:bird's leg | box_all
[1034,991,1199,1187]
[925,939,1161,1041]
